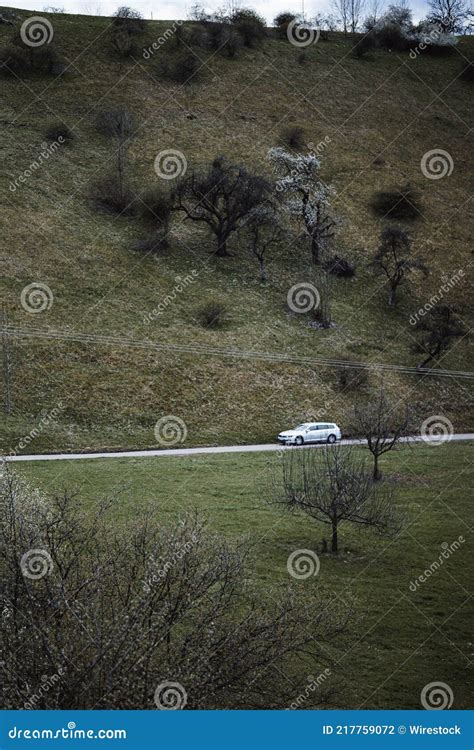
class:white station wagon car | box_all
[278,422,342,446]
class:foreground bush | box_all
[158,50,200,83]
[0,470,346,709]
[195,300,229,328]
[44,122,75,143]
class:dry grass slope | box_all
[1,9,473,452]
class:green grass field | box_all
[15,440,473,709]
[1,10,473,454]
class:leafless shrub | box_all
[195,300,229,328]
[0,469,347,709]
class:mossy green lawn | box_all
[1,11,473,453]
[16,441,473,709]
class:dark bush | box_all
[218,25,243,58]
[139,187,173,229]
[0,44,59,76]
[0,45,29,75]
[324,255,356,278]
[90,174,136,215]
[196,300,228,329]
[280,125,306,149]
[231,9,266,47]
[108,28,138,59]
[460,61,474,81]
[374,23,409,51]
[44,122,75,144]
[351,33,376,57]
[113,6,145,34]
[370,184,421,220]
[418,41,455,56]
[158,50,200,83]
[274,12,297,38]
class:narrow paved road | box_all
[2,434,473,462]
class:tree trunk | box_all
[373,453,381,481]
[215,232,231,257]
[331,519,338,554]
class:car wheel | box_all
[295,436,304,446]
[327,434,336,444]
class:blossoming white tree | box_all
[268,147,336,265]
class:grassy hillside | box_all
[1,8,473,453]
[17,441,473,709]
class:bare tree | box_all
[95,107,136,205]
[427,0,470,31]
[244,205,283,282]
[0,470,347,709]
[349,0,366,31]
[275,445,400,554]
[174,156,270,257]
[413,304,467,370]
[371,227,428,306]
[354,386,410,481]
[332,0,350,33]
[268,147,336,265]
[1,309,13,415]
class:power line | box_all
[2,324,473,380]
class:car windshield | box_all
[294,424,309,430]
